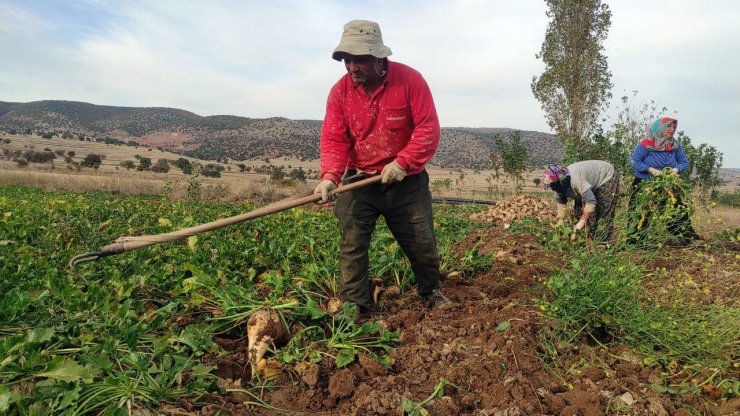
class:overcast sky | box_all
[1,0,738,167]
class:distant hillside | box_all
[0,100,562,169]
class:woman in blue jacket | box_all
[628,117,699,244]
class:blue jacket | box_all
[629,139,689,181]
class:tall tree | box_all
[494,131,529,194]
[531,0,613,142]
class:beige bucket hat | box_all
[332,20,393,61]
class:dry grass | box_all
[0,133,539,203]
[0,169,166,195]
[0,167,318,205]
[694,204,740,233]
[1,134,199,168]
[0,133,321,176]
[2,133,738,213]
[0,134,321,204]
[0,161,543,205]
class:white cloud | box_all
[1,0,738,166]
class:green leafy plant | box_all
[324,310,400,368]
[276,305,400,369]
[540,250,643,337]
[713,227,740,242]
[401,378,457,416]
[623,169,695,247]
[507,217,581,251]
[0,183,559,413]
[538,249,739,389]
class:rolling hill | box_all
[0,100,563,169]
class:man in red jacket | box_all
[314,20,449,318]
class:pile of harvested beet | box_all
[471,195,556,225]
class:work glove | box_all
[574,219,587,231]
[555,203,567,226]
[647,167,662,176]
[570,219,586,242]
[314,179,337,203]
[670,167,679,175]
[380,160,407,184]
[583,203,596,214]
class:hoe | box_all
[69,174,382,274]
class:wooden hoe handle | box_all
[69,174,383,273]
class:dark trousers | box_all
[573,175,619,241]
[334,170,440,311]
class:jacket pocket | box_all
[384,105,409,130]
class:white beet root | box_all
[247,307,288,377]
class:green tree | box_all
[173,158,193,174]
[201,164,222,178]
[604,92,674,175]
[22,151,55,163]
[151,158,171,173]
[270,165,286,181]
[494,131,528,193]
[120,160,136,170]
[561,127,630,178]
[678,133,723,202]
[532,0,613,142]
[81,154,102,169]
[135,155,152,171]
[488,150,503,196]
[289,167,307,182]
[431,178,452,195]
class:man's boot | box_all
[421,289,451,308]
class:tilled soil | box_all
[190,226,739,416]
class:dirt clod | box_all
[328,368,356,400]
[295,361,320,387]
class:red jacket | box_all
[319,61,440,184]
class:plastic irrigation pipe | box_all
[69,174,383,272]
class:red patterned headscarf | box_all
[542,164,569,189]
[642,118,677,151]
